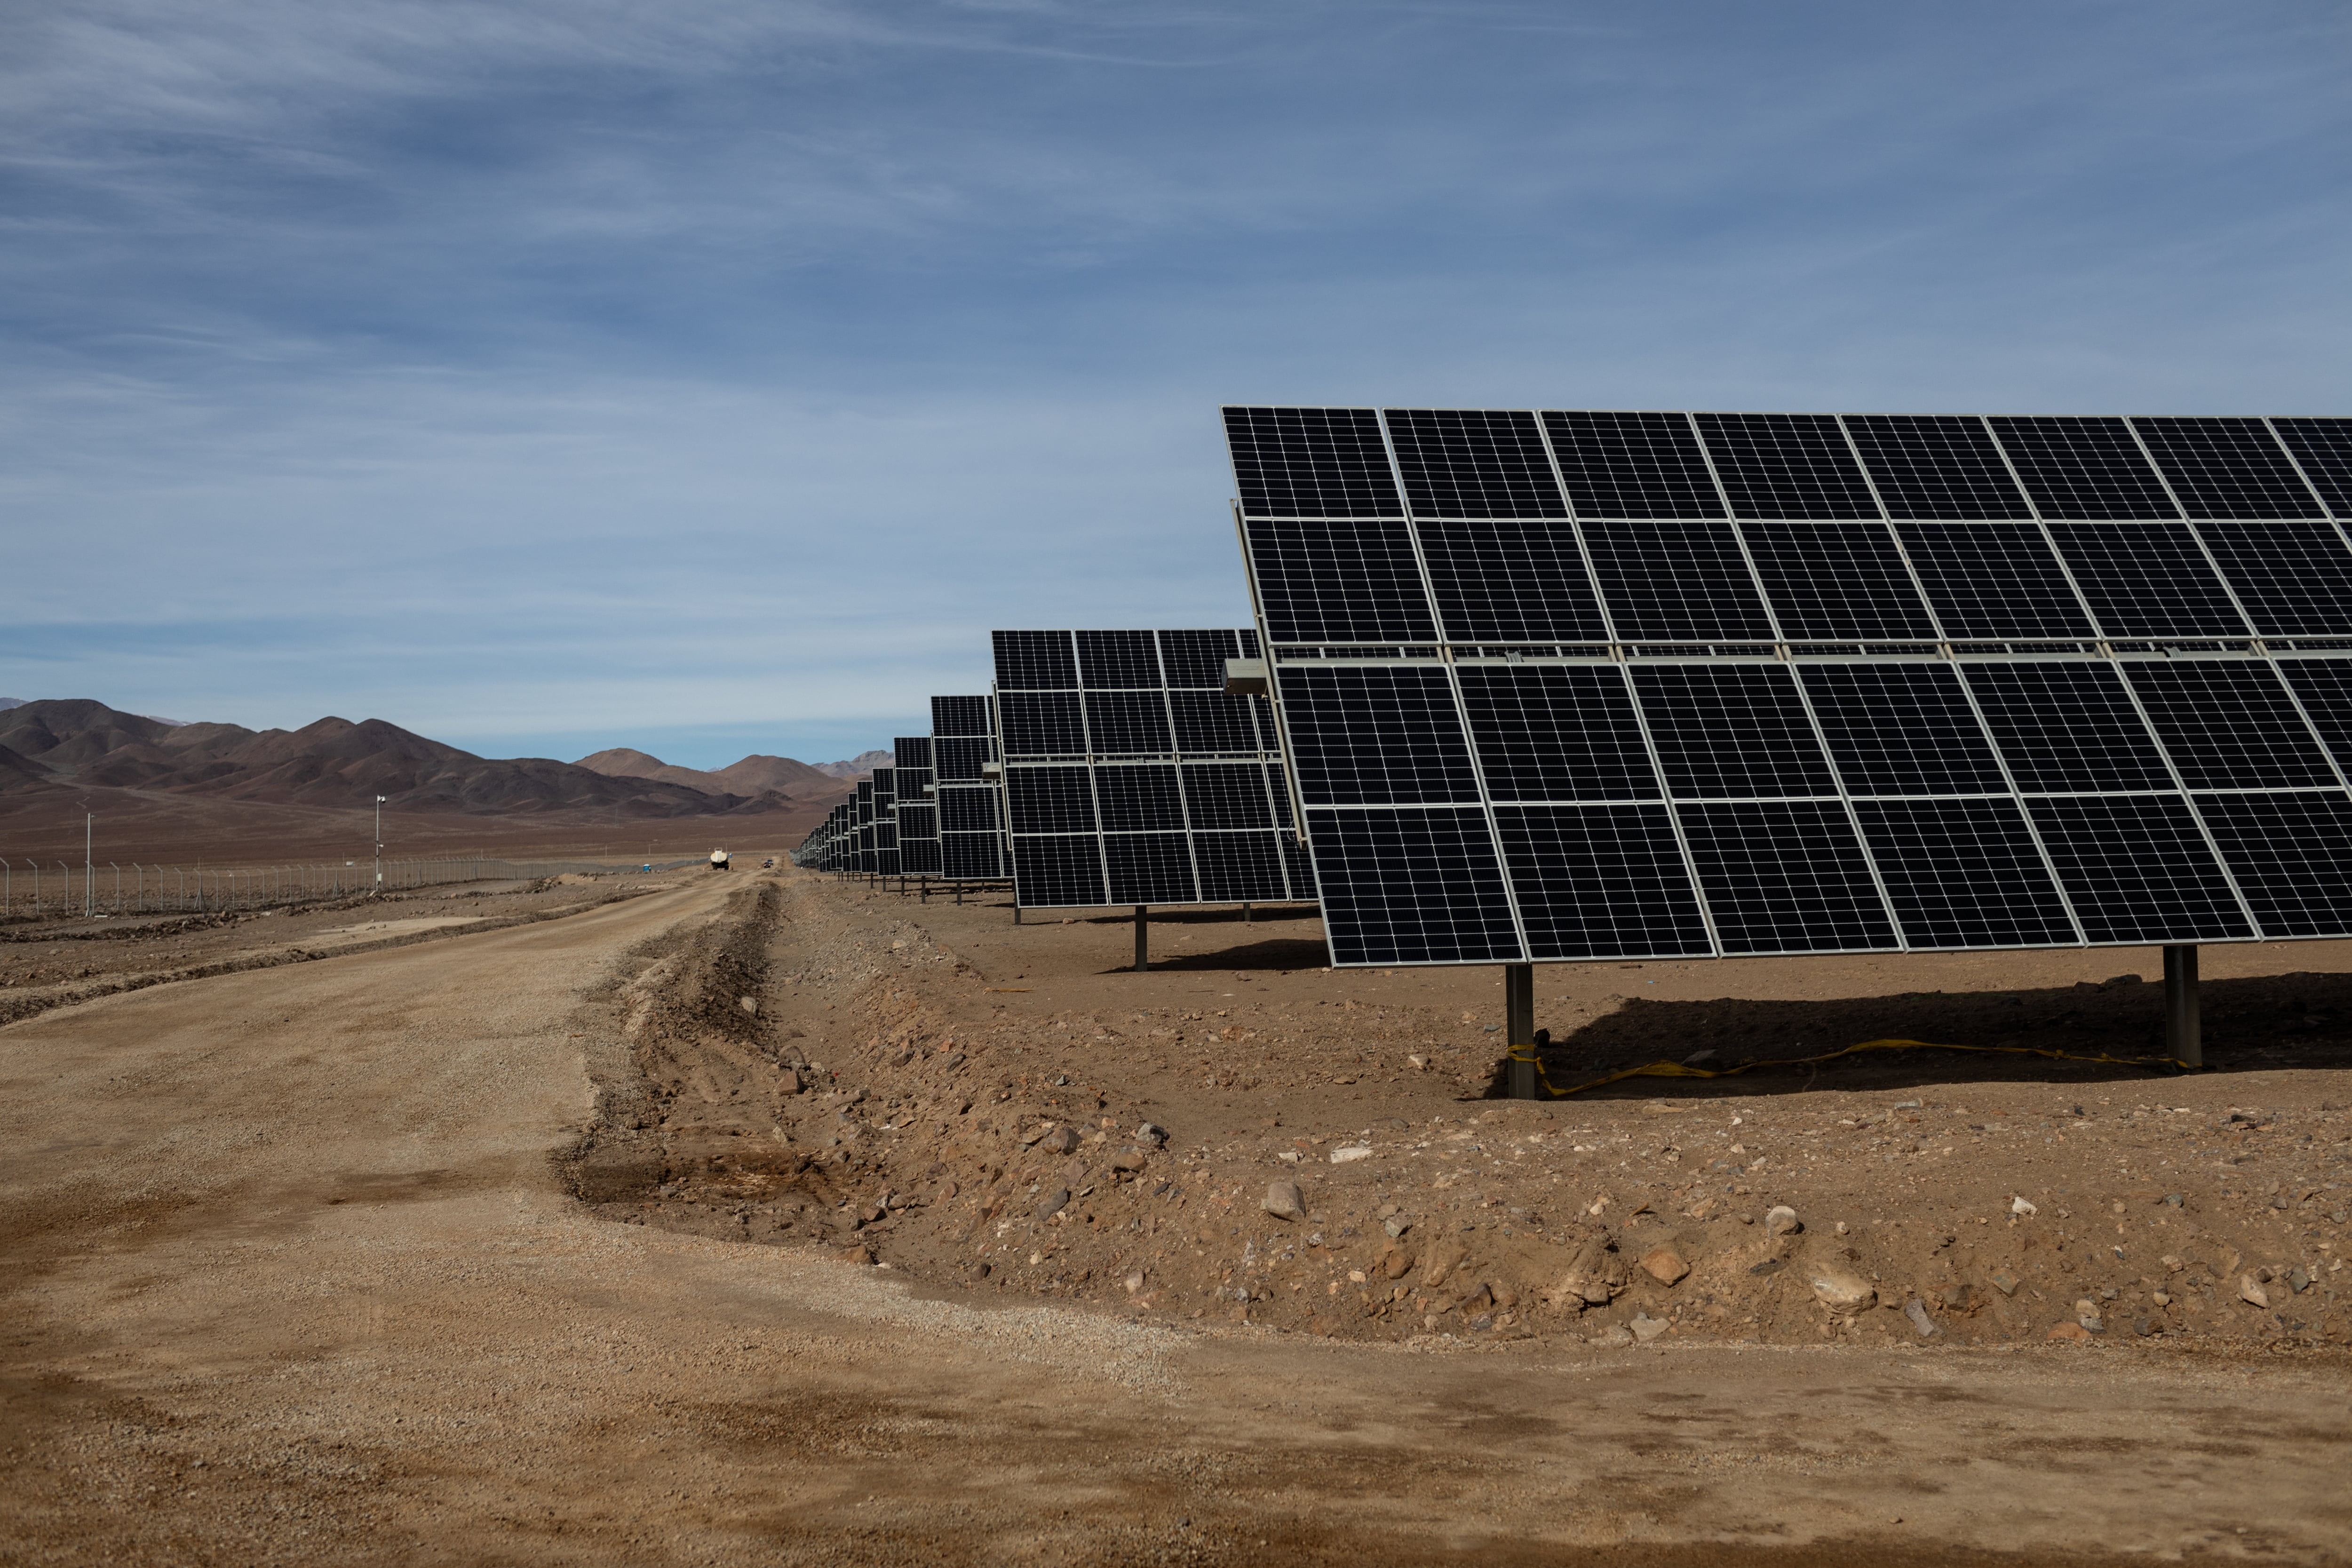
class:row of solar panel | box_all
[1246,515,2352,647]
[1225,408,2352,524]
[795,695,1007,878]
[993,627,1266,693]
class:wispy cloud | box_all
[4,1,2347,766]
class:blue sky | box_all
[3,1,2346,769]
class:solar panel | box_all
[992,629,1311,910]
[931,692,1006,880]
[1224,404,2352,967]
[891,736,939,875]
[2269,418,2352,518]
[1843,414,2032,520]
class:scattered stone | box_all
[1136,1123,1168,1146]
[1423,1236,1470,1288]
[1764,1205,1802,1238]
[1640,1247,1690,1286]
[1748,1258,1784,1276]
[1036,1188,1071,1221]
[1111,1147,1149,1172]
[1124,1269,1146,1294]
[739,995,758,1015]
[2133,1316,2157,1337]
[1597,1326,1635,1348]
[1833,1220,1849,1236]
[2080,1317,2106,1334]
[1542,1226,1625,1307]
[1018,1125,1049,1147]
[2047,1321,2090,1342]
[1805,1262,1877,1316]
[1629,1313,1668,1343]
[1330,1145,1373,1164]
[1468,1313,1494,1332]
[1276,1150,1303,1164]
[1990,1271,2019,1296]
[1684,1196,1723,1221]
[1406,1054,1428,1071]
[2239,1274,2271,1309]
[838,1244,876,1266]
[1263,1180,1306,1221]
[1384,1216,1413,1239]
[2011,1196,2037,1216]
[1379,1244,1414,1281]
[2074,1297,2098,1318]
[2152,1291,2171,1307]
[967,1262,992,1282]
[2288,1266,2312,1293]
[1040,1127,1080,1154]
[1904,1299,1940,1337]
[1457,1282,1494,1314]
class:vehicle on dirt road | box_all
[708,848,730,871]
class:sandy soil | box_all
[3,868,2346,1565]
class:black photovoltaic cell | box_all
[1157,629,1249,690]
[933,694,993,738]
[1384,408,1567,519]
[1094,764,1184,831]
[1894,523,2095,639]
[2047,523,2251,638]
[2277,660,2352,773]
[999,691,1086,756]
[1495,804,1713,959]
[1540,411,1724,519]
[1457,665,1661,802]
[1843,414,2031,519]
[936,735,995,782]
[1961,663,2173,793]
[897,802,938,838]
[2195,523,2352,637]
[1224,406,1401,518]
[1630,665,1837,798]
[1579,520,1774,641]
[2121,662,2337,789]
[2133,417,2321,520]
[1006,766,1095,834]
[1798,663,2008,796]
[1739,522,1936,639]
[1194,831,1288,901]
[1104,833,1196,904]
[1989,416,2178,520]
[1415,519,1610,643]
[1012,836,1104,907]
[1182,763,1275,829]
[1246,518,1438,644]
[1265,763,1295,828]
[944,833,1007,880]
[1674,800,1897,953]
[939,787,1001,834]
[2269,418,2352,518]
[1852,798,2078,949]
[1277,665,1480,805]
[894,736,932,769]
[2024,795,2253,943]
[1170,689,1263,755]
[2194,792,2352,937]
[1078,630,1161,689]
[1694,413,1880,520]
[1083,690,1175,755]
[993,630,1077,690]
[1304,807,1523,964]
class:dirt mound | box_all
[585,870,2352,1359]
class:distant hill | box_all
[0,698,23,711]
[0,699,816,820]
[574,748,843,797]
[816,749,894,778]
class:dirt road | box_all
[3,871,2346,1565]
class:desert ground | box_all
[3,861,2346,1565]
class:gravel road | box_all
[3,871,2345,1565]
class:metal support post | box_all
[1505,962,1537,1100]
[2164,944,2201,1068]
[1013,901,1022,924]
[1242,900,1252,924]
[1135,905,1149,972]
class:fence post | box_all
[110,862,119,913]
[1,857,8,917]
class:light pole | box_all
[374,796,386,892]
[84,813,93,918]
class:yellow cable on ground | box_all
[1507,1036,2194,1099]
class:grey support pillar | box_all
[2164,944,2201,1068]
[1505,962,1537,1100]
[1242,901,1253,925]
[1135,905,1149,972]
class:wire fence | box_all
[0,855,706,919]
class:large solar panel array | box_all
[931,693,1009,880]
[1224,407,2352,967]
[994,629,1316,908]
[891,737,940,875]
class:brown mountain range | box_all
[0,700,864,864]
[572,748,841,798]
